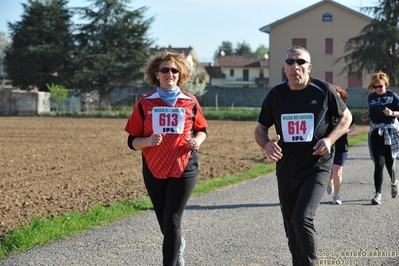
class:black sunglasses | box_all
[285,58,309,65]
[158,67,179,74]
[372,85,383,89]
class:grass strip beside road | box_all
[0,164,277,259]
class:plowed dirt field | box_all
[0,117,369,237]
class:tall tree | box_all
[72,0,154,108]
[234,41,252,57]
[183,61,208,97]
[336,0,399,85]
[214,41,234,58]
[253,44,269,59]
[4,0,74,90]
[0,32,10,78]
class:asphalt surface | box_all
[1,142,398,266]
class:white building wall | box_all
[0,90,51,116]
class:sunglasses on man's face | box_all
[158,67,179,74]
[285,58,309,65]
[372,85,384,89]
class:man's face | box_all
[283,50,312,87]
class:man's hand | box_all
[265,135,282,162]
[312,138,332,156]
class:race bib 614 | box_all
[281,113,314,142]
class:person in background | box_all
[125,50,208,266]
[360,71,399,205]
[255,46,352,266]
[326,85,356,205]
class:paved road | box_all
[1,143,398,266]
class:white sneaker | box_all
[371,193,382,205]
[176,237,185,266]
[392,180,398,198]
[327,183,334,195]
[333,195,342,205]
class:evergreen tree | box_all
[72,0,154,108]
[0,32,10,79]
[336,0,399,85]
[214,41,234,58]
[234,41,252,57]
[214,41,263,59]
[4,0,74,90]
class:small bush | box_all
[46,83,70,111]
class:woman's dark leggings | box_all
[143,173,197,266]
[370,130,397,193]
[277,171,329,266]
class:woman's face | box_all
[155,60,180,89]
[372,80,386,95]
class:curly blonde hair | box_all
[143,50,192,88]
[333,85,348,103]
[367,71,389,92]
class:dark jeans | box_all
[143,173,197,266]
[277,171,329,266]
[370,130,397,193]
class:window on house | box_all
[326,38,333,54]
[323,13,332,21]
[325,72,333,84]
[230,69,234,76]
[292,38,306,48]
[348,72,362,88]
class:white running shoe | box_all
[371,193,382,205]
[391,180,398,198]
[333,195,342,205]
[176,237,185,266]
[327,183,334,195]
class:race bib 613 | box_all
[152,107,186,134]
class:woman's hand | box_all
[148,133,164,146]
[186,137,199,150]
[383,107,395,117]
[361,114,369,123]
[186,132,207,150]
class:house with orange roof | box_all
[259,0,372,89]
[204,55,269,88]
